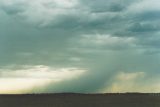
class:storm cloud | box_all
[0,0,160,93]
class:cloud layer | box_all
[0,0,160,93]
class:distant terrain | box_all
[0,93,160,107]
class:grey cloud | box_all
[0,4,24,15]
[136,11,160,21]
[0,0,131,30]
[80,0,135,13]
[128,23,160,32]
[69,34,137,52]
[0,0,27,16]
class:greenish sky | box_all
[0,0,160,94]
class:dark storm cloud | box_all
[135,11,160,21]
[128,23,160,32]
[80,0,135,12]
[0,4,25,15]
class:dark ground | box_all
[0,93,160,107]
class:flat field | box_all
[0,93,160,107]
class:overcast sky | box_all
[0,0,160,94]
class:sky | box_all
[0,0,160,94]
